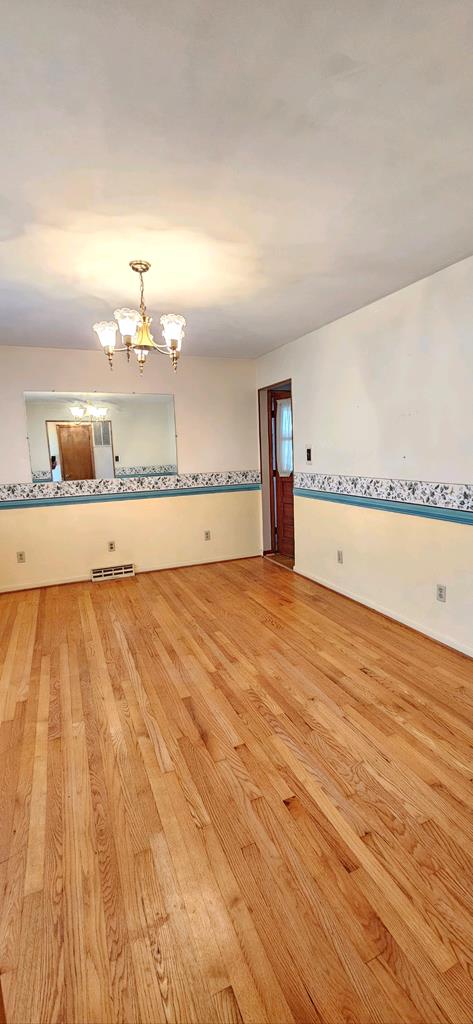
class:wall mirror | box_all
[24,392,177,483]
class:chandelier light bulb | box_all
[113,308,142,339]
[84,405,108,419]
[70,406,85,418]
[160,313,186,352]
[93,321,118,351]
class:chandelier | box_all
[93,260,186,374]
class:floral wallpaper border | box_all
[0,470,261,505]
[5,469,472,514]
[32,464,177,482]
[294,472,473,513]
[32,469,52,482]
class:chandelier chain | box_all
[139,272,146,317]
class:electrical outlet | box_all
[337,549,343,564]
[204,530,211,541]
[108,541,116,552]
[436,583,447,603]
[306,446,312,464]
[16,551,26,563]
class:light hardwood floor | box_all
[1,557,473,1023]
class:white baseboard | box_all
[0,550,263,594]
[294,565,473,660]
[1,573,90,592]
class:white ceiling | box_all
[1,1,473,357]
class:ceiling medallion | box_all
[93,260,186,374]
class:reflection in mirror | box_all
[24,392,177,483]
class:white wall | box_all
[25,401,58,471]
[92,437,114,479]
[110,399,175,470]
[0,347,259,483]
[257,255,473,482]
[257,255,473,656]
[0,347,262,589]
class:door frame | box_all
[46,419,116,480]
[55,422,96,481]
[258,378,294,556]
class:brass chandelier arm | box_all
[111,345,174,362]
[113,343,170,354]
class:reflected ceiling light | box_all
[93,260,186,375]
[70,403,107,420]
[86,404,107,418]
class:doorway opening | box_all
[46,420,115,481]
[258,379,294,570]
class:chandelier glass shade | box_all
[93,261,186,374]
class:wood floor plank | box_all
[1,557,473,1022]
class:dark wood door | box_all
[57,424,95,481]
[269,389,294,559]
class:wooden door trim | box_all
[271,388,294,559]
[266,382,293,557]
[56,422,95,481]
[258,379,293,557]
[267,388,277,552]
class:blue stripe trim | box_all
[294,488,473,526]
[0,483,261,511]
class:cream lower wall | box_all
[0,490,262,591]
[295,497,473,658]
